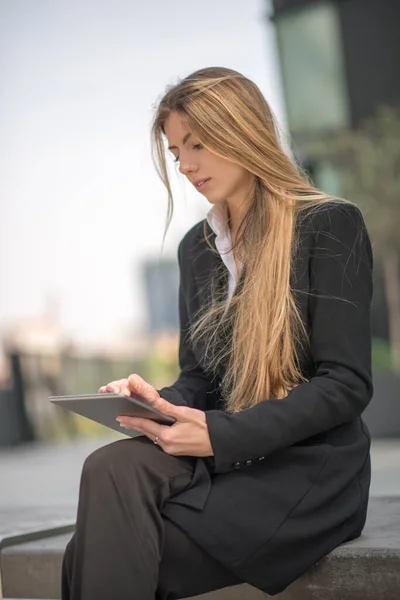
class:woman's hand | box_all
[99,374,160,404]
[99,374,214,458]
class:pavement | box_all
[0,432,122,510]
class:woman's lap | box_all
[63,437,242,599]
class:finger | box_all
[105,381,119,392]
[117,416,166,442]
[128,374,159,404]
[105,379,128,393]
[117,379,131,396]
[119,383,131,396]
[151,395,188,420]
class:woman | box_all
[62,67,373,599]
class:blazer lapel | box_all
[191,222,228,309]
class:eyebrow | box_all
[168,132,191,151]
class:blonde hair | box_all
[151,67,349,414]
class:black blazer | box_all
[159,201,373,595]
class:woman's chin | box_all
[205,195,223,205]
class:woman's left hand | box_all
[117,396,214,458]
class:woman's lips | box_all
[195,178,211,191]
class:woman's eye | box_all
[172,144,201,164]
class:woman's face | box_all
[164,111,254,207]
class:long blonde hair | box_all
[151,67,348,413]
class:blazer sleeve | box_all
[157,238,218,412]
[205,203,374,474]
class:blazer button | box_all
[245,460,252,466]
[232,461,241,469]
[257,456,265,461]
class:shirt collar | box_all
[206,201,230,239]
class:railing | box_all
[1,345,179,444]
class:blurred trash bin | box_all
[0,352,35,446]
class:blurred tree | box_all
[309,105,400,371]
[372,337,394,372]
[141,333,180,390]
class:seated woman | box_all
[62,67,373,600]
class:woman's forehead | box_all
[164,111,191,143]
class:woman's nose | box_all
[179,159,197,176]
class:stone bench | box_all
[0,506,75,600]
[1,497,399,600]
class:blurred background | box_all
[0,0,399,448]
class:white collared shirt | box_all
[206,201,238,301]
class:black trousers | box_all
[61,436,243,600]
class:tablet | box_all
[49,392,176,437]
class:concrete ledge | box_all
[0,507,75,600]
[0,507,75,551]
[1,497,399,600]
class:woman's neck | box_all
[226,200,249,247]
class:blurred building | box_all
[141,258,179,335]
[269,0,400,191]
[2,315,67,356]
[269,0,400,340]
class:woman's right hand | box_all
[98,373,160,407]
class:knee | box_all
[82,439,125,474]
[82,437,158,478]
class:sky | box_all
[0,0,286,349]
